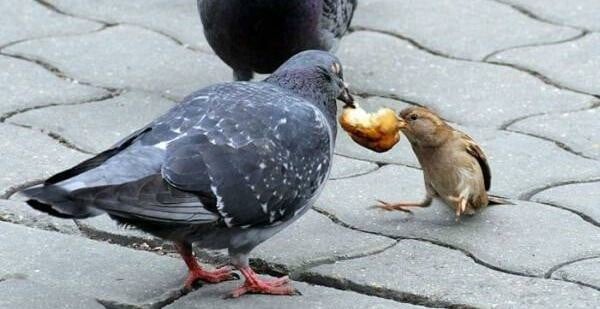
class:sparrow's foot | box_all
[448,196,467,221]
[185,266,239,289]
[370,200,414,213]
[227,267,301,298]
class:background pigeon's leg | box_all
[233,69,254,81]
[228,252,299,297]
[175,241,238,288]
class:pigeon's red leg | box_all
[229,267,300,298]
[175,242,238,289]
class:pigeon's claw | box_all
[227,267,300,298]
[185,266,239,289]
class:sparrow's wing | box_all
[462,134,491,191]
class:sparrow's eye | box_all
[410,114,418,121]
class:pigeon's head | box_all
[266,50,354,110]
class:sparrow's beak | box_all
[396,116,407,129]
[338,82,355,108]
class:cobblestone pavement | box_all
[1,1,599,308]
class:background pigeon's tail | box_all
[21,185,101,219]
[488,194,514,206]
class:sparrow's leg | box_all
[175,241,238,289]
[372,195,433,213]
[228,253,300,298]
[447,195,468,221]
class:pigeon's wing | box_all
[44,126,152,185]
[321,0,357,45]
[71,173,220,224]
[462,133,491,191]
[162,94,332,228]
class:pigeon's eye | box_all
[410,114,418,121]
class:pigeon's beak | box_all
[338,82,355,108]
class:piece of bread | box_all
[339,104,401,152]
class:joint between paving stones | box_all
[0,90,121,123]
[7,122,95,155]
[349,29,600,120]
[530,201,600,229]
[0,52,123,96]
[491,0,591,32]
[0,178,45,200]
[312,204,600,291]
[485,60,600,98]
[505,128,599,161]
[297,271,473,309]
[481,30,589,62]
[519,178,600,201]
[545,255,600,280]
[33,0,114,27]
[32,0,213,56]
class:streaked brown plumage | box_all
[374,107,507,218]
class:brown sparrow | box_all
[373,106,509,218]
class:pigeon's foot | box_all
[176,241,238,289]
[185,266,239,288]
[228,267,301,298]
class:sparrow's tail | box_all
[20,184,101,219]
[488,194,514,206]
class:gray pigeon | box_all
[199,0,357,81]
[21,51,354,297]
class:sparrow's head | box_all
[397,106,451,147]
[266,50,354,109]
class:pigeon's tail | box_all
[488,194,514,206]
[21,185,101,219]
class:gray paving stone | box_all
[551,258,600,289]
[0,221,185,305]
[254,210,395,272]
[4,25,230,100]
[532,182,600,225]
[330,155,379,180]
[491,33,600,96]
[477,129,600,198]
[305,240,600,308]
[500,0,600,31]
[314,165,600,276]
[338,31,595,128]
[353,0,579,60]
[0,279,104,309]
[0,199,79,234]
[509,107,599,160]
[10,91,175,153]
[0,0,102,47]
[0,124,89,197]
[49,0,210,51]
[0,55,108,118]
[167,276,420,309]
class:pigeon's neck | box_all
[265,75,338,127]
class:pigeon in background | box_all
[21,51,354,297]
[198,0,357,81]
